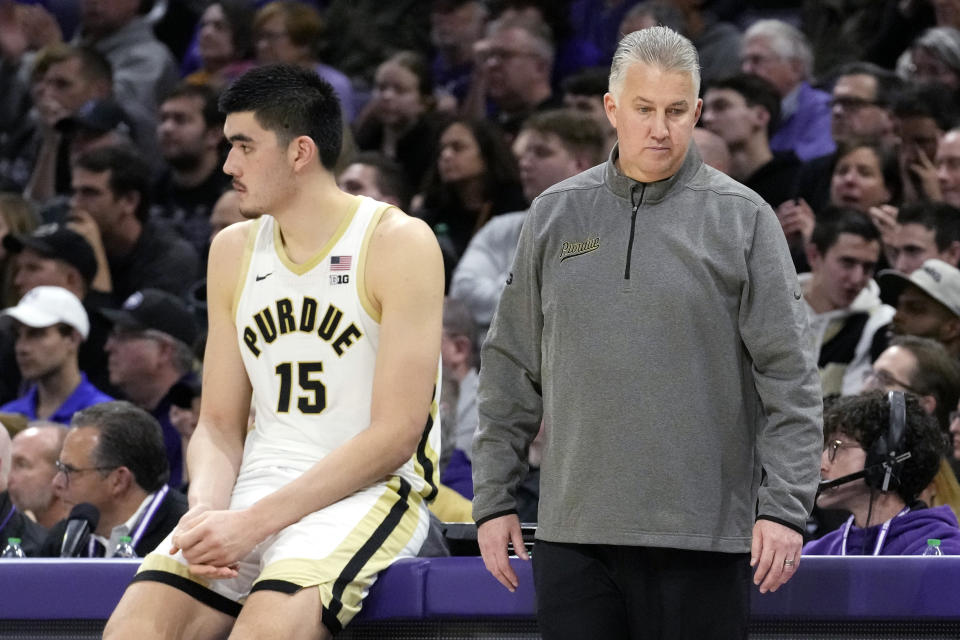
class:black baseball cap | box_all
[56,99,131,136]
[3,224,97,284]
[100,289,199,347]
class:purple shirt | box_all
[0,373,113,425]
[803,505,960,556]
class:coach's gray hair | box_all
[609,26,700,100]
[744,19,813,80]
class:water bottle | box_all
[1,537,25,558]
[922,538,943,556]
[112,535,137,558]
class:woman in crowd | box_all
[185,0,255,89]
[416,118,525,287]
[829,139,902,214]
[354,51,444,193]
[252,0,357,121]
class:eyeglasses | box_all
[861,368,921,395]
[824,439,862,463]
[55,460,117,485]
[478,48,541,63]
[830,96,878,111]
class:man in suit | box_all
[40,400,186,557]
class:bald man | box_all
[9,423,69,528]
[0,422,47,554]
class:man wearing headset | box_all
[805,391,960,555]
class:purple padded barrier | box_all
[354,558,430,619]
[422,557,535,618]
[4,556,960,623]
[0,559,139,619]
[752,556,960,620]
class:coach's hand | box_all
[751,519,802,594]
[171,507,259,579]
[477,513,528,593]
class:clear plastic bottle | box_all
[1,537,25,558]
[112,535,137,558]
[922,538,943,556]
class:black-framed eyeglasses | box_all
[829,96,877,111]
[861,368,921,395]
[55,460,118,484]
[824,439,862,463]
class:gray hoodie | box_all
[472,144,823,552]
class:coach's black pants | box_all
[532,541,751,640]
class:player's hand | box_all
[751,519,802,594]
[477,513,528,592]
[171,507,259,579]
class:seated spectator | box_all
[5,224,115,394]
[337,153,412,211]
[152,83,231,259]
[166,377,200,490]
[885,202,960,274]
[463,13,561,139]
[0,193,38,308]
[801,207,893,396]
[252,1,356,121]
[354,51,444,192]
[439,298,478,499]
[0,286,112,423]
[880,259,960,359]
[0,424,46,556]
[740,19,835,162]
[450,109,606,336]
[69,145,200,299]
[692,127,731,175]
[73,0,178,124]
[862,336,960,515]
[101,289,199,489]
[40,401,188,557]
[208,189,246,243]
[905,26,960,93]
[8,423,69,528]
[892,85,958,204]
[417,118,525,283]
[184,0,255,90]
[430,0,489,110]
[701,73,801,209]
[936,126,960,208]
[779,139,902,258]
[805,391,960,555]
[561,67,617,152]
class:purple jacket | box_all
[803,505,960,556]
[770,82,836,163]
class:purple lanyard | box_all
[87,485,169,557]
[0,504,17,533]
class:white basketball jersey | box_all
[233,196,440,500]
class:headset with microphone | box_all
[817,390,912,495]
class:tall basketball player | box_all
[104,65,445,639]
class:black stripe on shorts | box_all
[132,570,242,618]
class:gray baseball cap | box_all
[878,259,960,318]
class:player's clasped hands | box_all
[170,505,257,579]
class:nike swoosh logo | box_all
[256,273,272,282]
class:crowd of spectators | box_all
[4,0,960,557]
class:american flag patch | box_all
[330,255,352,271]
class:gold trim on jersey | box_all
[232,218,263,320]
[139,553,215,590]
[356,203,392,323]
[412,379,441,502]
[272,197,362,276]
[255,476,423,627]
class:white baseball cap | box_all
[1,286,89,339]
